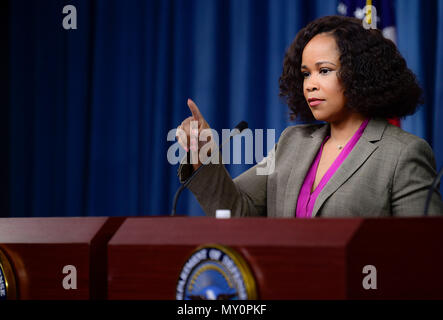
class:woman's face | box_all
[301,33,348,123]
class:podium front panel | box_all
[0,217,125,299]
[108,217,443,300]
[108,217,362,299]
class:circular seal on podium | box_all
[176,244,257,300]
[0,249,17,300]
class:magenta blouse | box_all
[295,119,370,218]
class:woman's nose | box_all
[306,82,319,92]
[305,75,319,92]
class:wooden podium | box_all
[108,217,443,300]
[0,217,124,299]
[1,216,442,299]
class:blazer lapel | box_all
[283,124,329,217]
[311,118,388,217]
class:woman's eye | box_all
[320,68,331,74]
[302,72,310,78]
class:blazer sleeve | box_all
[177,146,276,217]
[391,138,443,216]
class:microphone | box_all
[424,166,443,216]
[170,121,248,216]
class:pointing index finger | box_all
[187,98,202,122]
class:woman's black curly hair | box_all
[279,15,423,121]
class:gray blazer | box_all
[178,118,443,217]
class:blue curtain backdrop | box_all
[5,0,443,217]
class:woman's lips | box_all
[309,99,324,107]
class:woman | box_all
[176,15,443,217]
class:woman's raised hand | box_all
[176,99,212,170]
